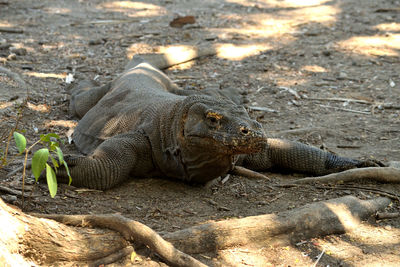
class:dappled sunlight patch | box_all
[0,21,14,27]
[42,7,71,14]
[338,34,400,56]
[225,0,331,8]
[25,71,67,80]
[98,1,165,17]
[27,102,50,113]
[301,65,327,73]
[211,4,338,45]
[274,76,308,88]
[0,102,13,110]
[216,43,272,61]
[288,5,338,25]
[45,120,77,129]
[126,42,153,59]
[325,202,360,230]
[313,222,400,264]
[374,22,400,32]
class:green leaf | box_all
[40,133,60,143]
[49,155,59,169]
[56,146,64,164]
[46,163,57,198]
[63,161,72,185]
[13,132,26,153]
[32,148,49,181]
[49,141,60,151]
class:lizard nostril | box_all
[241,128,249,135]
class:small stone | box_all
[7,53,16,60]
[9,47,27,56]
[337,72,348,80]
[322,50,331,56]
[88,39,104,45]
[384,225,392,230]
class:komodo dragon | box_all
[59,46,379,190]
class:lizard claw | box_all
[356,159,386,168]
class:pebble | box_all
[337,72,348,80]
[9,47,27,56]
[7,53,16,60]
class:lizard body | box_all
[60,47,378,189]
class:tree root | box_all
[89,246,134,267]
[35,213,207,267]
[1,196,391,266]
[162,196,390,253]
[376,212,400,220]
[293,167,400,184]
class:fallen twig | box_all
[0,27,23,33]
[35,213,207,267]
[293,167,400,185]
[247,106,278,113]
[6,160,31,177]
[314,184,400,201]
[71,19,140,26]
[0,185,23,196]
[312,248,325,267]
[307,97,371,104]
[231,166,271,181]
[307,97,400,110]
[319,104,370,115]
[376,212,400,220]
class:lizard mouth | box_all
[186,134,265,154]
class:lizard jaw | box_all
[185,134,265,154]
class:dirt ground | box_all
[1,0,400,266]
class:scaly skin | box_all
[58,49,380,190]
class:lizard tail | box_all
[125,45,216,71]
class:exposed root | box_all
[2,196,391,266]
[35,213,207,267]
[293,167,400,184]
[162,196,390,254]
[376,212,400,220]
[89,246,134,267]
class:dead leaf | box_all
[169,16,196,28]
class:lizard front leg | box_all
[57,132,154,190]
[68,80,111,118]
[238,138,382,175]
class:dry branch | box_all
[376,212,400,220]
[231,166,271,181]
[293,167,400,184]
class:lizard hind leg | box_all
[68,80,111,118]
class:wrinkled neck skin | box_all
[150,96,238,183]
[179,144,237,183]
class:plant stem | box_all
[21,139,41,210]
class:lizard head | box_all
[181,97,265,154]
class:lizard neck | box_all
[179,147,236,183]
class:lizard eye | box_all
[206,112,222,125]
